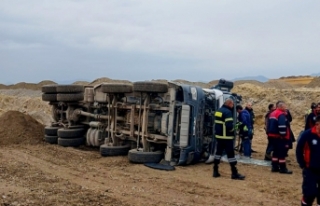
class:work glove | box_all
[234,122,242,131]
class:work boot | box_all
[231,166,245,180]
[264,153,272,161]
[213,165,221,178]
[231,173,245,180]
[279,168,293,174]
[279,163,293,174]
[271,166,280,172]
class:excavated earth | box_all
[0,78,320,205]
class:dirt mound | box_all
[0,80,57,91]
[306,77,320,88]
[0,111,44,146]
[280,75,312,79]
[72,81,90,85]
[264,80,296,89]
[234,80,265,87]
[172,79,208,88]
[89,77,131,86]
[207,80,219,87]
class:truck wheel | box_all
[45,135,58,144]
[101,83,133,93]
[57,93,84,102]
[100,144,131,156]
[45,126,60,136]
[58,128,86,138]
[133,81,168,93]
[42,93,57,102]
[56,85,84,93]
[128,149,164,163]
[58,137,85,147]
[42,85,57,93]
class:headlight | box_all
[191,87,197,100]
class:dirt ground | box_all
[0,132,302,206]
[0,77,319,206]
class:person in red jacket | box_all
[296,115,320,206]
[305,103,320,131]
[266,101,292,174]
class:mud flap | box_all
[221,155,271,167]
[144,162,175,171]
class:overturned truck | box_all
[42,79,240,167]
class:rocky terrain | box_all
[0,76,319,205]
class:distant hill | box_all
[311,73,320,77]
[231,75,269,82]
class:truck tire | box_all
[133,81,168,93]
[42,93,57,102]
[45,135,58,144]
[56,85,84,93]
[42,85,57,93]
[45,126,60,136]
[101,83,133,93]
[58,137,85,147]
[128,149,163,163]
[100,144,131,156]
[57,93,84,102]
[58,128,86,138]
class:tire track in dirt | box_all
[0,148,214,205]
[1,146,302,206]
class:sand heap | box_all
[88,77,132,86]
[264,80,296,89]
[0,111,45,146]
[306,77,320,88]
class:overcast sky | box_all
[1,1,320,84]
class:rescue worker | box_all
[304,102,317,124]
[245,102,256,153]
[213,98,245,180]
[236,105,252,158]
[267,101,292,174]
[296,115,320,206]
[305,103,320,131]
[264,103,275,161]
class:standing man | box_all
[296,116,320,206]
[264,103,275,161]
[305,103,320,131]
[213,98,245,180]
[305,102,317,124]
[245,102,256,152]
[236,105,252,158]
[267,101,292,174]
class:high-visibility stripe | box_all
[225,118,233,122]
[278,125,286,128]
[215,134,234,139]
[215,120,224,124]
[215,112,222,118]
[228,158,237,163]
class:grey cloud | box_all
[0,0,320,83]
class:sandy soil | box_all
[0,130,303,206]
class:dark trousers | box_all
[265,137,273,155]
[301,168,320,205]
[214,138,237,166]
[269,137,289,169]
